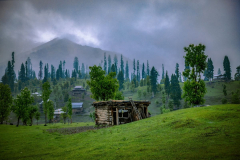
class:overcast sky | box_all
[0,0,239,78]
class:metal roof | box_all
[72,102,83,109]
[74,86,83,89]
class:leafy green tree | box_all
[42,81,52,126]
[28,105,38,126]
[89,112,95,122]
[130,81,135,92]
[168,100,174,111]
[150,66,159,95]
[234,66,240,81]
[35,111,40,125]
[67,98,72,123]
[138,89,142,98]
[48,100,54,124]
[231,90,240,104]
[61,106,68,124]
[223,84,227,96]
[115,91,124,100]
[13,87,34,126]
[143,90,147,99]
[0,84,12,124]
[87,65,119,101]
[223,56,231,80]
[182,44,208,106]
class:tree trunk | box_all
[44,113,47,126]
[16,117,20,127]
[37,120,38,125]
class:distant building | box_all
[72,102,83,114]
[213,74,225,81]
[72,86,86,96]
[31,92,41,97]
[54,108,65,122]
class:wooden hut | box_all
[92,99,151,126]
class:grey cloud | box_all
[0,0,239,78]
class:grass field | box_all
[1,104,240,159]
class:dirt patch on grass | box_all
[47,126,111,135]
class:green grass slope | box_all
[1,104,240,159]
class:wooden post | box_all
[111,107,114,125]
[116,108,119,125]
[146,107,148,118]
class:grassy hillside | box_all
[124,81,240,116]
[1,104,240,159]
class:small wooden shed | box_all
[92,99,151,126]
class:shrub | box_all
[222,98,228,104]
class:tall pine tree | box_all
[142,63,145,79]
[125,61,129,79]
[223,56,231,80]
[150,66,158,95]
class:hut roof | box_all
[92,100,151,107]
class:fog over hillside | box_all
[0,38,133,77]
[0,0,239,78]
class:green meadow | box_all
[1,104,240,159]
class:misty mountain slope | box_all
[1,38,132,77]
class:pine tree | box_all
[81,63,85,78]
[206,58,214,81]
[73,57,79,73]
[164,71,170,100]
[114,54,118,72]
[175,63,179,81]
[51,65,55,80]
[108,55,111,74]
[120,54,124,78]
[104,52,107,74]
[137,60,140,82]
[223,56,231,80]
[26,57,32,79]
[183,61,190,82]
[19,63,25,82]
[150,66,159,95]
[38,61,43,80]
[133,59,136,76]
[170,74,182,108]
[125,61,129,79]
[147,60,149,76]
[218,68,221,75]
[142,63,145,79]
[117,71,124,90]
